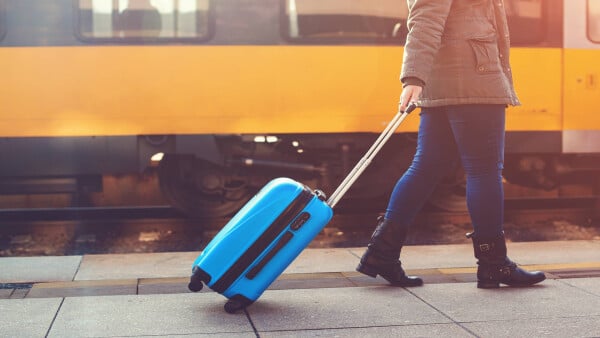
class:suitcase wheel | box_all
[224,300,243,314]
[224,296,253,314]
[188,279,203,292]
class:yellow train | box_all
[1,0,599,217]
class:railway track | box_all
[0,196,598,257]
[0,196,596,222]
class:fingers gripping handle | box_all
[327,103,417,208]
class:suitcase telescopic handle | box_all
[326,103,417,208]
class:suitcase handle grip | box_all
[327,103,417,208]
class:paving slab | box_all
[409,279,600,323]
[74,251,199,280]
[47,293,255,337]
[0,256,81,283]
[247,286,451,332]
[350,240,600,271]
[559,277,600,297]
[463,316,600,338]
[0,289,13,299]
[260,323,473,337]
[28,279,137,298]
[271,272,355,290]
[9,288,30,299]
[134,334,255,338]
[138,277,194,295]
[399,243,476,269]
[506,240,600,265]
[284,248,358,274]
[349,244,475,270]
[0,298,62,338]
[72,240,600,282]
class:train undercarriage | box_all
[155,133,600,218]
[0,133,599,219]
[156,133,418,217]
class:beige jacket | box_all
[401,0,520,107]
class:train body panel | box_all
[0,46,570,136]
[507,47,563,132]
[563,49,600,130]
[0,45,409,136]
[562,48,600,153]
[562,0,600,153]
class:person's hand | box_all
[399,85,422,112]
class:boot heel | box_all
[356,262,378,278]
[477,280,500,289]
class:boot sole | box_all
[356,263,378,278]
[477,275,546,289]
[356,263,424,287]
[477,281,501,289]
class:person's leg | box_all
[384,107,460,226]
[447,104,545,288]
[446,104,505,238]
[357,107,460,286]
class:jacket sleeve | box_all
[400,0,454,85]
[402,77,426,88]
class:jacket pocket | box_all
[468,35,501,74]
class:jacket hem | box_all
[418,97,521,107]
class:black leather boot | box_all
[356,216,423,287]
[467,232,546,288]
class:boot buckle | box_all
[479,244,491,252]
[499,266,512,276]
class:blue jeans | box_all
[385,104,506,238]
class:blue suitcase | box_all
[189,178,333,312]
[188,104,416,313]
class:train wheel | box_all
[427,183,468,212]
[157,155,253,218]
[426,169,468,213]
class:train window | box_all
[0,0,5,41]
[505,0,544,45]
[589,0,600,42]
[282,0,409,44]
[77,0,212,42]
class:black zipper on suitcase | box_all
[211,188,314,293]
[245,230,294,280]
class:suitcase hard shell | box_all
[188,177,333,313]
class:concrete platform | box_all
[1,240,600,337]
[2,279,598,337]
[0,255,81,283]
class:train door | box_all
[503,0,562,133]
[563,0,600,153]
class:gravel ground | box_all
[1,212,599,257]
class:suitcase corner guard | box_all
[189,266,212,292]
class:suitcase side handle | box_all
[245,231,294,280]
[327,103,417,208]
